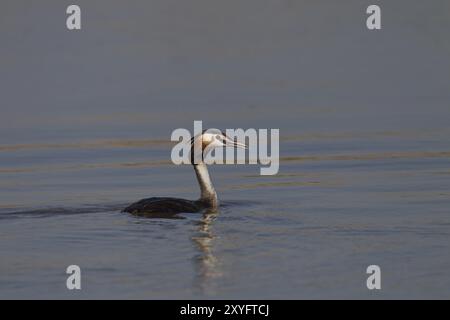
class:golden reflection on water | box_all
[2,127,450,152]
[1,149,449,175]
[0,139,170,152]
[281,150,450,163]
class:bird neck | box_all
[193,163,218,208]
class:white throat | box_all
[193,163,218,207]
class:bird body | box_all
[122,197,202,215]
[122,130,246,216]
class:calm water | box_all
[1,1,450,299]
[1,128,450,299]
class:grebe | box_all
[122,130,247,215]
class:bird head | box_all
[190,129,247,164]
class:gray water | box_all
[1,1,450,299]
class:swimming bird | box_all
[122,130,247,216]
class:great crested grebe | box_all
[122,129,247,215]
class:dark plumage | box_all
[122,197,202,215]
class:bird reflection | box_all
[130,207,223,294]
[191,209,223,294]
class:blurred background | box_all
[0,1,449,299]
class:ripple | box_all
[0,138,171,152]
[0,204,125,220]
[282,150,450,163]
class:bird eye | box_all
[215,134,221,140]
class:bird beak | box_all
[224,136,248,149]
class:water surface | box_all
[1,1,450,299]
